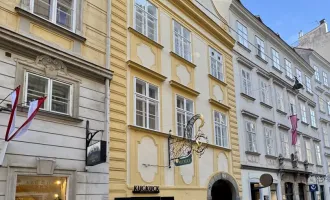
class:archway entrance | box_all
[207,172,240,200]
[211,180,233,200]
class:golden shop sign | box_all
[133,185,160,194]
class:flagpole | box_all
[0,86,20,107]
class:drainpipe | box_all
[105,0,112,163]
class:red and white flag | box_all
[290,115,298,145]
[7,97,47,141]
[5,86,20,141]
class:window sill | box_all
[169,80,200,96]
[209,99,231,111]
[15,7,86,42]
[260,102,273,109]
[8,104,83,123]
[170,51,196,68]
[285,75,294,82]
[208,74,227,86]
[127,60,167,82]
[276,109,287,116]
[301,121,309,126]
[324,85,330,90]
[245,151,260,156]
[255,54,268,64]
[237,42,251,53]
[324,146,330,149]
[311,126,318,130]
[315,79,322,84]
[240,92,256,101]
[265,154,277,159]
[128,125,168,137]
[306,91,314,96]
[316,164,323,168]
[272,66,283,74]
[128,27,164,49]
[208,143,231,151]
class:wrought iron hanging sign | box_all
[168,114,208,167]
[86,120,107,166]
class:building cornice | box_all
[230,0,314,75]
[168,0,235,50]
[241,110,259,119]
[261,117,275,125]
[0,27,113,80]
[277,123,290,131]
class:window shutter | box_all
[75,0,83,35]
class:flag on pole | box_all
[290,115,298,145]
[7,97,47,141]
[5,86,20,141]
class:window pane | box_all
[186,99,193,112]
[34,0,51,19]
[16,176,67,200]
[148,84,158,99]
[148,101,158,130]
[177,111,185,137]
[57,0,73,29]
[51,81,70,114]
[176,96,184,109]
[27,74,48,109]
[136,79,146,95]
[135,4,145,35]
[136,98,146,127]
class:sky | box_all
[241,0,330,45]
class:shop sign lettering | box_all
[133,185,160,193]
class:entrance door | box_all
[320,185,325,200]
[285,182,294,200]
[250,183,260,200]
[299,183,305,200]
[211,180,232,200]
[311,192,316,200]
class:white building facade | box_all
[230,0,327,200]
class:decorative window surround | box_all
[255,54,268,64]
[169,80,200,96]
[127,60,167,82]
[297,93,309,102]
[209,99,231,111]
[261,117,275,125]
[237,55,257,70]
[256,68,271,80]
[241,110,259,119]
[277,123,290,131]
[260,102,273,109]
[316,85,325,93]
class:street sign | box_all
[309,184,318,192]
[174,154,192,166]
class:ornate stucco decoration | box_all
[36,55,67,79]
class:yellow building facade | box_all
[110,0,241,200]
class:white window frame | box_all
[24,72,73,115]
[285,59,293,79]
[260,79,270,105]
[133,0,158,41]
[310,108,316,128]
[323,126,329,147]
[320,97,326,113]
[256,36,265,60]
[300,104,307,123]
[264,126,275,156]
[276,89,285,111]
[315,143,322,165]
[245,120,257,152]
[272,48,280,70]
[306,76,312,93]
[328,101,330,114]
[24,0,77,32]
[173,20,192,61]
[241,68,252,96]
[281,131,290,158]
[323,71,328,86]
[133,78,160,131]
[314,66,320,82]
[176,95,194,139]
[296,68,302,83]
[295,135,302,161]
[214,111,228,148]
[289,97,296,115]
[237,21,248,48]
[209,47,224,81]
[305,139,312,163]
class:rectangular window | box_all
[176,95,194,138]
[310,108,316,127]
[134,0,158,41]
[328,101,330,114]
[209,47,224,81]
[237,21,248,47]
[315,143,322,165]
[305,139,312,163]
[272,48,280,70]
[214,111,228,148]
[23,0,77,31]
[246,120,257,152]
[300,104,307,123]
[320,97,326,113]
[296,68,302,83]
[285,59,293,79]
[295,136,302,161]
[25,72,72,115]
[173,20,191,61]
[134,78,159,130]
[281,131,290,158]
[323,71,328,86]
[241,69,252,96]
[16,175,67,199]
[289,97,296,115]
[264,126,275,156]
[285,182,294,200]
[256,36,265,60]
[260,80,270,105]
[323,127,330,147]
[314,66,320,82]
[276,89,284,111]
[306,76,312,93]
